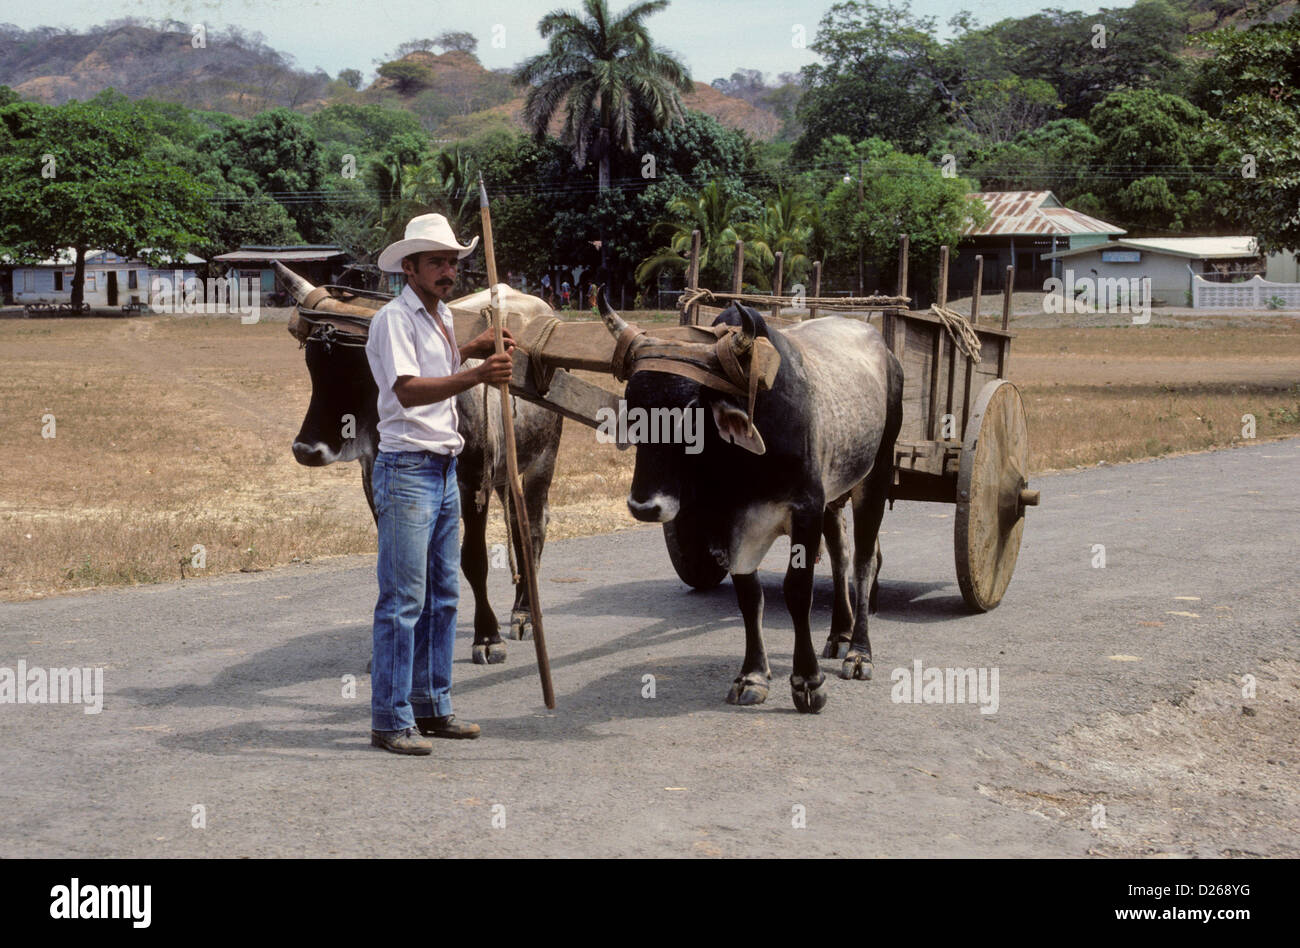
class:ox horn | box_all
[591,284,630,337]
[729,304,757,357]
[273,261,377,317]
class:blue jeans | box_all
[370,450,460,732]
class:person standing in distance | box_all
[366,213,515,755]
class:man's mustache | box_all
[436,278,454,286]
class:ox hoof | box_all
[725,672,770,706]
[840,651,874,681]
[822,638,850,660]
[790,672,828,714]
[472,641,508,665]
[510,611,533,640]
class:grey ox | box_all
[599,293,903,713]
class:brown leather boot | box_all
[415,714,481,740]
[370,727,433,755]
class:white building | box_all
[9,249,204,308]
[1040,236,1300,309]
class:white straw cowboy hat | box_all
[377,213,480,272]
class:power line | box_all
[207,162,1256,206]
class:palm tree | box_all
[737,188,816,289]
[635,180,754,288]
[374,147,478,247]
[514,0,694,191]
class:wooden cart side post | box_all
[682,229,701,326]
[929,245,949,440]
[961,255,983,438]
[809,260,822,321]
[732,240,745,295]
[772,251,784,321]
[1000,264,1015,378]
[885,234,908,355]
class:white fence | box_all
[1192,274,1300,310]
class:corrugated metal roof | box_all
[964,191,1125,237]
[1109,237,1258,258]
[1042,237,1261,261]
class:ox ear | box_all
[710,401,766,455]
[287,307,307,343]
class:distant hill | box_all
[0,21,334,114]
[1184,0,1298,31]
[364,48,781,140]
[0,20,781,140]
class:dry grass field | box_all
[2,309,1297,601]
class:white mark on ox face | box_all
[627,493,679,523]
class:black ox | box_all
[599,295,903,713]
[290,322,561,665]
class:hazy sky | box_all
[1,0,1111,83]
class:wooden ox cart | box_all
[278,233,1038,614]
[669,235,1040,612]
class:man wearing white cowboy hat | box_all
[365,213,516,755]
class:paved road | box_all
[2,439,1297,857]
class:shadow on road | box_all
[114,571,945,755]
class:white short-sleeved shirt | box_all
[365,284,465,456]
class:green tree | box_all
[201,109,329,242]
[513,0,694,191]
[737,188,816,288]
[635,179,754,288]
[1196,12,1300,252]
[377,147,479,250]
[0,98,209,307]
[941,0,1189,120]
[793,1,948,161]
[959,77,1061,144]
[377,60,434,94]
[967,118,1103,207]
[1087,90,1229,232]
[435,31,479,55]
[816,137,985,291]
[337,68,363,90]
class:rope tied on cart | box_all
[679,287,910,312]
[930,304,983,362]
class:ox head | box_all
[289,317,379,467]
[594,289,771,523]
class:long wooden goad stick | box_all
[478,174,556,709]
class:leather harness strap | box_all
[611,325,645,382]
[612,323,767,434]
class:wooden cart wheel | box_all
[663,519,727,590]
[954,379,1039,612]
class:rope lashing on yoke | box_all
[480,307,563,396]
[929,304,983,362]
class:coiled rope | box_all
[929,304,982,362]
